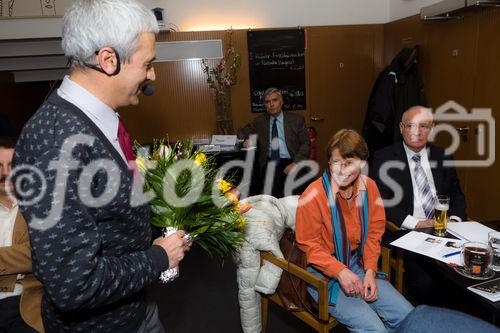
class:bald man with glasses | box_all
[370,105,466,306]
[370,105,466,230]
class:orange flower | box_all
[237,203,252,214]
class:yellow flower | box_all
[236,216,246,229]
[194,153,207,165]
[216,178,232,193]
[135,156,147,173]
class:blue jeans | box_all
[395,305,500,333]
[308,259,413,333]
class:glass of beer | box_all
[433,195,449,237]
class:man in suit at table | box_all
[370,105,467,305]
[0,137,44,333]
[237,88,311,198]
[12,1,189,332]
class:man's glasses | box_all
[401,123,433,132]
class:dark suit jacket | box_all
[370,143,466,227]
[237,112,310,172]
[0,212,44,332]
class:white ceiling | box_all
[0,0,444,40]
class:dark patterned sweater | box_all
[12,93,168,332]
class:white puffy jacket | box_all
[233,195,299,333]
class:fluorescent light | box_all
[155,40,223,62]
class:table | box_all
[394,226,500,326]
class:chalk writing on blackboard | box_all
[247,29,306,113]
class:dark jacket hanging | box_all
[362,46,427,160]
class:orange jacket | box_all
[295,174,385,279]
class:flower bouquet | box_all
[136,139,249,283]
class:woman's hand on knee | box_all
[363,269,378,302]
[338,268,363,297]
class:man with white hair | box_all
[370,105,466,306]
[12,1,188,331]
[371,105,466,229]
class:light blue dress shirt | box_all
[268,111,291,159]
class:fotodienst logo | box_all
[428,100,495,167]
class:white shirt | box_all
[401,143,437,229]
[57,76,127,162]
[401,144,461,229]
[0,201,23,300]
[0,201,18,247]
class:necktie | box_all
[412,154,435,219]
[270,118,280,161]
[117,117,136,162]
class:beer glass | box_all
[488,231,500,271]
[433,195,450,237]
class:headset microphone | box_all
[141,84,155,96]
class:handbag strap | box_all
[285,235,331,324]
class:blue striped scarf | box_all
[308,170,369,305]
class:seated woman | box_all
[296,129,413,332]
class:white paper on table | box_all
[468,289,500,302]
[390,231,465,265]
[211,135,237,146]
[199,144,221,153]
[447,221,495,244]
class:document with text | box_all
[390,231,466,265]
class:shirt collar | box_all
[57,76,119,141]
[403,142,429,161]
[0,198,18,211]
[329,174,367,199]
[270,111,284,123]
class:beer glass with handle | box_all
[433,195,450,237]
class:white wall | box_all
[389,0,443,21]
[0,0,389,40]
[0,0,168,39]
[165,0,389,31]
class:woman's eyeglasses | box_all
[328,160,358,168]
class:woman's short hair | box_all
[263,88,283,103]
[62,0,159,68]
[327,129,368,161]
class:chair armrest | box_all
[386,220,401,233]
[260,251,324,288]
[260,251,330,320]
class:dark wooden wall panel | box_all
[465,8,500,222]
[307,25,382,167]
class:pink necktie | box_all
[117,117,136,162]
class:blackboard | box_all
[247,29,306,113]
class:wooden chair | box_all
[259,251,338,333]
[380,220,405,293]
[259,241,396,333]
